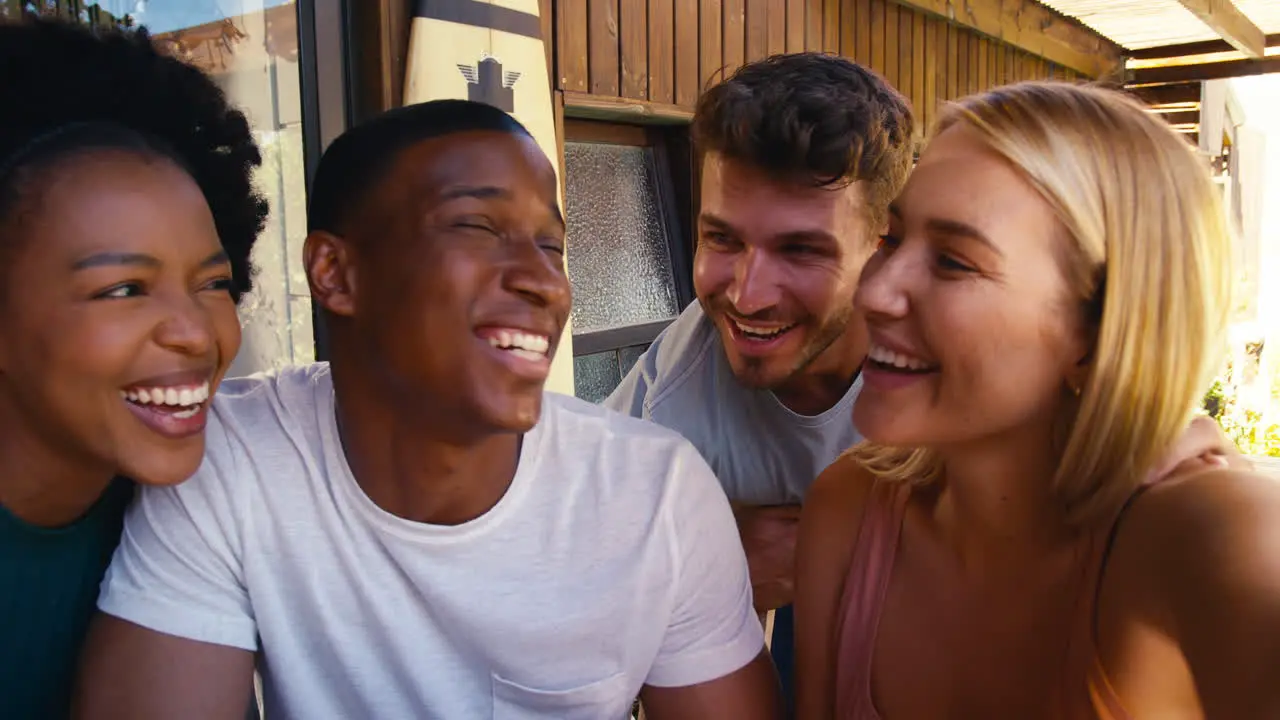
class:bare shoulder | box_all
[1109,467,1280,583]
[1100,468,1280,714]
[796,450,883,620]
[802,451,880,539]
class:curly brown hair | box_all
[691,52,915,226]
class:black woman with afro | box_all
[0,16,267,717]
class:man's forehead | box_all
[377,133,550,199]
[703,154,863,208]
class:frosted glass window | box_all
[573,351,620,405]
[573,343,652,404]
[563,142,679,334]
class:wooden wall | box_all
[351,0,1100,136]
[552,0,1088,136]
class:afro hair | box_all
[0,15,268,301]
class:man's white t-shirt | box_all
[97,364,764,719]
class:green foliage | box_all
[1204,377,1280,458]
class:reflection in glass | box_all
[564,142,679,335]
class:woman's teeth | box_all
[867,344,936,371]
[120,382,210,410]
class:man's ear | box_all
[304,231,357,318]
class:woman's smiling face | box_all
[0,149,241,487]
[853,125,1090,450]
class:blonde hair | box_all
[849,81,1235,524]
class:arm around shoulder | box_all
[1126,468,1280,717]
[794,453,879,720]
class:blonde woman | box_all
[794,81,1278,719]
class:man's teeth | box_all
[120,382,210,408]
[868,344,934,371]
[487,330,550,357]
[733,319,794,338]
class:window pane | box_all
[573,351,621,405]
[618,343,649,379]
[564,141,679,334]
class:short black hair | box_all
[307,99,532,236]
[0,16,268,302]
[692,52,914,225]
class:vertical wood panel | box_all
[675,0,699,104]
[969,32,979,93]
[620,0,648,98]
[911,8,924,127]
[648,0,675,103]
[854,0,871,67]
[768,0,787,55]
[700,0,724,90]
[810,0,828,52]
[843,0,857,61]
[956,30,968,98]
[945,23,957,100]
[899,7,913,106]
[987,39,996,88]
[923,15,938,133]
[559,0,589,92]
[977,37,988,91]
[870,0,885,73]
[723,0,746,76]
[746,0,768,62]
[588,0,620,96]
[823,0,840,54]
[884,2,898,87]
[786,0,805,52]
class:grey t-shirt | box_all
[604,302,863,506]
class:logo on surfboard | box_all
[457,55,521,112]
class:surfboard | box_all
[404,0,574,395]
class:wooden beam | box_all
[562,90,694,124]
[888,0,1123,78]
[1172,0,1265,58]
[1127,82,1201,106]
[1155,109,1201,125]
[1130,55,1280,84]
[1128,33,1280,60]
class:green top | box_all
[0,477,133,719]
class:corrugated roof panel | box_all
[1040,0,1279,50]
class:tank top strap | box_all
[834,478,913,719]
[1070,481,1157,720]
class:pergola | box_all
[1039,0,1280,144]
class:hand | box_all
[1149,415,1251,482]
[733,504,801,612]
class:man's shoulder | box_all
[211,363,330,428]
[539,393,718,493]
[640,303,724,401]
[543,390,696,449]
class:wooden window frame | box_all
[562,118,696,358]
